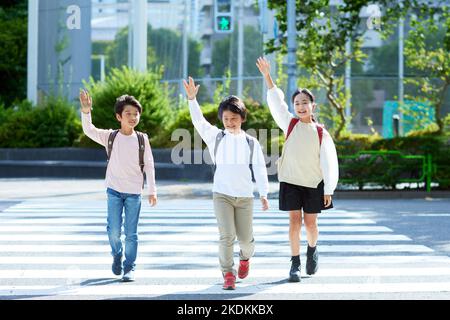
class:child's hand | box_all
[182,77,200,100]
[256,57,271,76]
[260,196,269,211]
[149,194,157,207]
[79,89,92,114]
[324,195,332,207]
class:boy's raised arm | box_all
[183,77,200,101]
[183,77,220,146]
[79,89,92,114]
[79,89,111,147]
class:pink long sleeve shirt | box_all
[81,112,157,196]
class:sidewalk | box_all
[0,178,449,201]
[0,178,280,201]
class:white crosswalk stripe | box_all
[1,200,450,299]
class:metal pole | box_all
[128,2,133,68]
[286,0,297,113]
[345,37,352,131]
[27,0,39,105]
[100,55,105,82]
[132,0,147,72]
[398,18,404,135]
[237,0,244,97]
[181,0,189,95]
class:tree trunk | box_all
[435,81,449,134]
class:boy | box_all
[183,77,269,290]
[79,90,157,282]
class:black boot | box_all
[306,245,319,275]
[289,255,301,282]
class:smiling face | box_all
[293,92,315,122]
[116,105,141,130]
[222,110,243,134]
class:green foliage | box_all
[106,26,203,79]
[335,132,382,156]
[336,133,450,190]
[404,9,450,133]
[155,102,218,149]
[0,97,81,148]
[154,96,278,151]
[80,67,174,148]
[265,0,439,139]
[0,0,28,106]
[211,25,263,77]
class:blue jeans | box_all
[106,188,141,272]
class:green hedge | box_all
[0,97,80,148]
[77,67,174,148]
[336,133,450,190]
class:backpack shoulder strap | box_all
[136,131,146,189]
[245,134,255,162]
[107,129,120,161]
[213,130,226,161]
[245,134,256,181]
[136,131,145,173]
[286,118,300,140]
[316,123,324,146]
[212,130,226,175]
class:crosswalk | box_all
[1,199,450,299]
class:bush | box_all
[152,102,218,148]
[336,133,450,190]
[156,98,279,150]
[335,132,382,156]
[0,97,81,147]
[79,67,174,148]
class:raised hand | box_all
[256,56,271,77]
[79,89,92,114]
[182,76,200,100]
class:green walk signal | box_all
[216,16,232,33]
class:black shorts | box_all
[279,181,333,213]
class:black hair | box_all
[114,95,142,115]
[217,95,247,122]
[291,88,318,122]
[291,88,315,104]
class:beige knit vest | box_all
[277,121,323,188]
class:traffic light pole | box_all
[286,0,297,113]
[237,0,244,97]
[132,0,147,72]
[27,0,39,105]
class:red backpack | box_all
[286,118,324,145]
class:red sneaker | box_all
[238,259,250,279]
[223,272,236,290]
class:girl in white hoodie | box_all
[257,57,339,282]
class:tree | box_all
[0,0,28,106]
[211,25,263,78]
[404,9,449,134]
[265,0,436,139]
[106,25,203,80]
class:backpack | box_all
[286,118,324,145]
[107,129,146,189]
[213,130,255,181]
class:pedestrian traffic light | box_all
[214,0,234,33]
[217,16,232,32]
